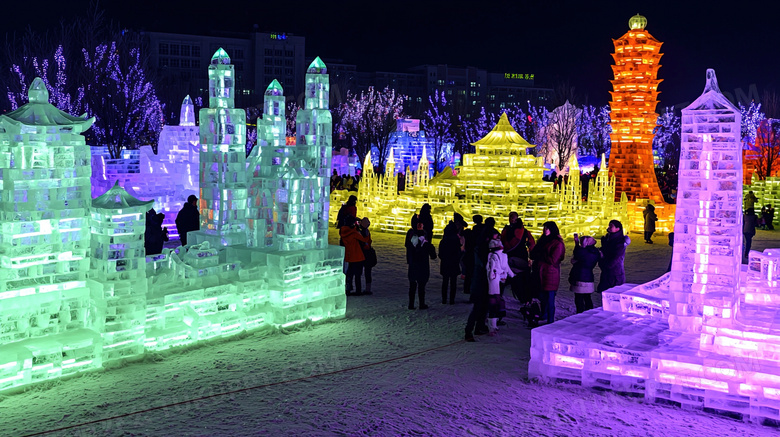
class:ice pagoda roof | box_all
[471,113,533,148]
[92,181,154,211]
[684,69,737,112]
[307,56,327,74]
[0,78,94,133]
[265,79,283,96]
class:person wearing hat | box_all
[486,235,514,336]
[175,194,200,246]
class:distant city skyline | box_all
[5,0,777,109]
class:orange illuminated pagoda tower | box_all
[608,14,664,202]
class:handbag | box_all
[364,247,378,268]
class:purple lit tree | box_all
[457,107,497,155]
[79,41,164,159]
[421,90,454,174]
[524,104,550,155]
[286,101,299,138]
[739,102,764,149]
[336,87,405,173]
[652,107,681,171]
[576,105,612,159]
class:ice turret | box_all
[180,95,195,126]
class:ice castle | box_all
[530,70,780,423]
[0,50,345,392]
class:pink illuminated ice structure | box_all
[529,70,780,423]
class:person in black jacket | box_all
[597,220,630,292]
[462,215,484,294]
[465,222,498,341]
[144,209,168,255]
[175,195,200,247]
[405,214,437,309]
[569,235,601,313]
[418,203,435,242]
[438,223,462,304]
[743,208,758,262]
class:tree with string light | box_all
[421,90,454,174]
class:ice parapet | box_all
[530,70,780,423]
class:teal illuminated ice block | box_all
[0,78,102,389]
[190,48,248,247]
[88,181,153,363]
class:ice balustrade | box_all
[529,69,780,424]
[0,51,345,392]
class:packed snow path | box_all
[1,230,778,436]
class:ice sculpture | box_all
[744,175,780,227]
[90,95,200,240]
[0,78,100,389]
[189,48,248,247]
[608,14,664,203]
[339,113,627,238]
[0,51,345,392]
[530,70,780,423]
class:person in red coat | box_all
[530,221,565,325]
[340,215,370,295]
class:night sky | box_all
[5,0,778,109]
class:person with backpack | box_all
[359,217,376,295]
[486,237,514,336]
[597,220,631,292]
[340,215,370,296]
[175,195,200,247]
[530,221,565,325]
[405,214,437,309]
[438,222,462,305]
[569,234,602,313]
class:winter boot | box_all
[418,288,428,310]
[363,282,373,295]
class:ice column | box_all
[0,78,101,388]
[191,48,248,247]
[247,80,286,248]
[668,69,742,334]
[88,182,153,362]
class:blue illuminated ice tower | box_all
[190,48,248,247]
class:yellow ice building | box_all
[333,113,628,238]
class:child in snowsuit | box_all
[486,238,514,335]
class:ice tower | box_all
[294,57,333,250]
[247,79,286,248]
[529,70,780,423]
[668,69,743,335]
[0,78,102,388]
[608,14,664,202]
[190,48,248,247]
[88,182,154,363]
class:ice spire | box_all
[180,95,195,126]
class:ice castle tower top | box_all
[307,56,327,74]
[0,77,94,133]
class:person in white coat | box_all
[486,238,514,335]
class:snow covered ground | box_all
[2,229,779,436]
